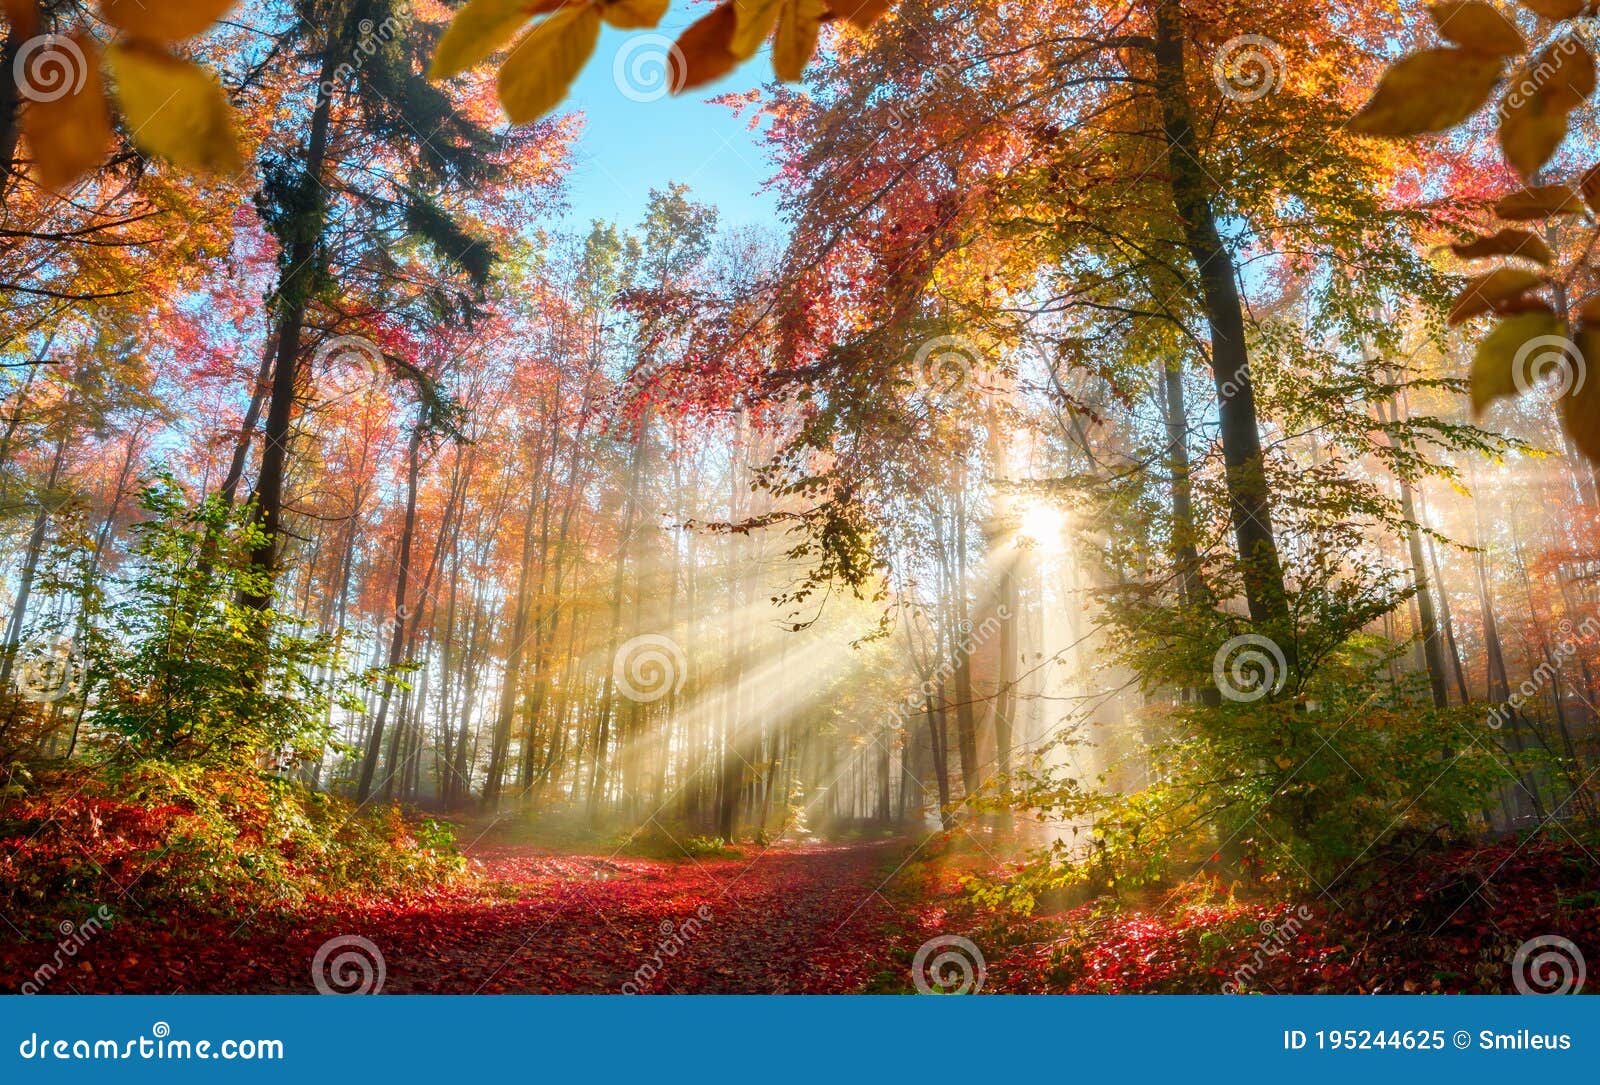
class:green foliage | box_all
[52,476,357,766]
[979,640,1520,912]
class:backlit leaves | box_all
[430,0,566,80]
[1349,49,1503,137]
[18,33,111,191]
[1470,310,1562,415]
[12,0,243,188]
[430,0,900,120]
[1494,183,1584,219]
[497,4,603,125]
[1448,268,1544,325]
[1560,327,1600,460]
[1449,228,1554,265]
[100,0,236,43]
[1430,2,1524,55]
[675,4,741,92]
[774,0,830,83]
[105,40,242,174]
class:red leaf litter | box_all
[0,841,914,994]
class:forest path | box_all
[385,839,917,994]
[0,840,923,994]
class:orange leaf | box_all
[100,0,237,44]
[1430,2,1525,55]
[1449,228,1555,265]
[1495,184,1585,219]
[824,0,893,28]
[1350,48,1503,136]
[674,4,740,92]
[20,32,111,191]
[1448,267,1544,325]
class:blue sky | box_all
[553,23,782,233]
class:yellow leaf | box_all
[1450,228,1555,265]
[600,0,669,30]
[773,0,827,82]
[497,5,601,125]
[1430,2,1525,55]
[731,0,782,59]
[1449,268,1544,325]
[105,41,241,173]
[101,0,236,44]
[1349,48,1502,136]
[1471,309,1564,414]
[21,33,112,191]
[1560,325,1600,461]
[674,3,740,92]
[1494,183,1584,219]
[431,0,564,80]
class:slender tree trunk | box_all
[1150,0,1288,626]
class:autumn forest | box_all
[0,0,1597,999]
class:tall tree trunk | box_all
[241,31,347,613]
[1150,1,1288,626]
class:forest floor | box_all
[0,838,930,994]
[2,832,1595,994]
